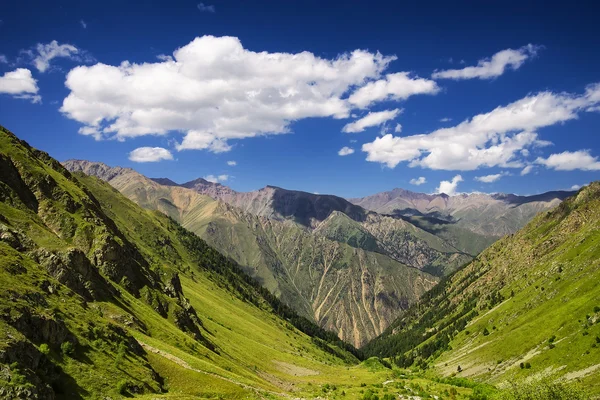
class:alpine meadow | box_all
[1,1,600,399]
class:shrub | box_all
[60,341,74,356]
[39,343,50,355]
[483,328,490,336]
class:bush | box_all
[483,328,490,336]
[39,343,50,355]
[60,341,74,356]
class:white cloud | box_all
[571,184,581,190]
[520,165,534,176]
[474,172,507,183]
[128,147,173,162]
[394,123,402,133]
[338,146,355,156]
[362,84,600,170]
[227,160,237,166]
[80,20,87,29]
[440,117,452,122]
[204,174,228,183]
[31,40,80,72]
[0,55,7,64]
[535,150,600,171]
[410,176,426,186]
[348,72,439,108]
[342,109,401,133]
[436,175,463,195]
[197,3,216,12]
[0,68,41,103]
[432,44,540,80]
[61,35,398,152]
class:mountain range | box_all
[63,159,572,347]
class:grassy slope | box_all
[363,182,600,394]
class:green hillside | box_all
[364,182,600,394]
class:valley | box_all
[0,124,597,399]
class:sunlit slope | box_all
[364,182,600,393]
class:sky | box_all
[0,0,599,198]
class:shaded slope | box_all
[363,182,600,393]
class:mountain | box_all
[349,188,573,255]
[182,180,368,228]
[171,173,474,275]
[0,124,369,398]
[64,160,440,347]
[363,182,600,393]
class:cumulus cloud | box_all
[440,117,452,122]
[571,184,581,190]
[227,160,237,166]
[342,109,401,133]
[204,174,228,183]
[0,68,41,103]
[348,72,439,108]
[61,35,403,152]
[409,176,426,186]
[30,40,80,72]
[128,147,173,162]
[432,44,540,80]
[362,84,600,170]
[535,150,600,171]
[197,3,215,12]
[436,175,463,195]
[394,123,402,133]
[338,146,355,156]
[0,55,7,64]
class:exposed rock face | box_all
[32,248,113,301]
[0,339,56,399]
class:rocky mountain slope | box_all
[363,182,600,393]
[0,125,370,398]
[64,160,440,347]
[350,188,573,255]
[161,171,474,275]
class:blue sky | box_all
[1,0,599,198]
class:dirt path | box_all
[138,340,294,399]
